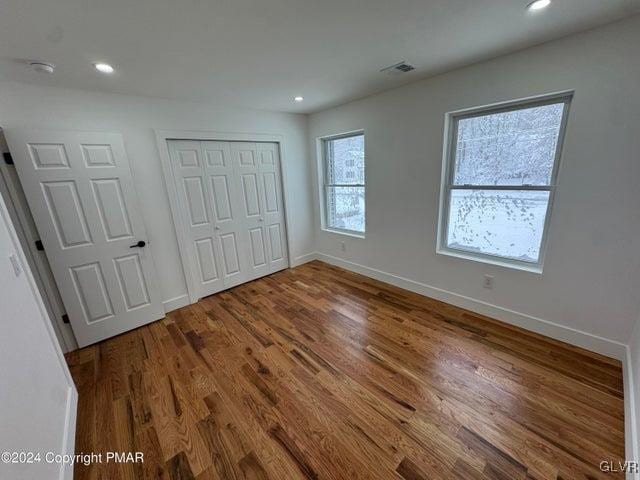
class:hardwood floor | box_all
[66,260,625,480]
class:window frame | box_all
[437,91,573,273]
[320,131,366,238]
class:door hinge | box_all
[35,240,45,251]
[61,314,70,324]
[3,152,13,165]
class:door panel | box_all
[268,223,285,262]
[178,149,199,168]
[210,176,232,221]
[70,262,114,323]
[42,181,93,248]
[194,237,219,284]
[29,143,70,169]
[249,227,267,267]
[183,177,210,226]
[241,174,261,217]
[219,232,241,277]
[204,147,226,167]
[82,144,116,167]
[259,148,275,166]
[5,129,164,346]
[113,254,151,310]
[238,148,256,166]
[263,172,279,214]
[91,178,134,240]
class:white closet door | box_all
[256,142,288,273]
[5,129,164,347]
[202,141,247,288]
[167,139,288,301]
[231,142,271,281]
[232,142,288,279]
[170,141,226,300]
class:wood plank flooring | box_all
[66,260,625,480]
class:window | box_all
[322,132,365,235]
[438,93,571,271]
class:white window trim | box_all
[318,130,366,238]
[436,91,573,273]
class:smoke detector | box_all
[380,61,416,75]
[29,62,55,74]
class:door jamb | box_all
[155,130,293,304]
[0,169,77,352]
[0,129,77,352]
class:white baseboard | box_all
[314,252,627,361]
[59,386,77,480]
[624,348,640,478]
[291,252,319,267]
[162,294,190,313]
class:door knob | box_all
[258,217,264,222]
[129,240,146,248]
[214,225,221,230]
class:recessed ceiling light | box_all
[294,96,304,103]
[527,0,551,11]
[29,62,55,74]
[94,63,114,74]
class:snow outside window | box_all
[322,133,365,235]
[439,94,571,271]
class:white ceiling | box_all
[0,0,638,113]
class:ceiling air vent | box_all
[380,61,416,75]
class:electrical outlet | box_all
[340,241,346,252]
[483,274,494,289]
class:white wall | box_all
[0,83,315,306]
[308,15,640,351]
[0,190,76,480]
[629,317,640,464]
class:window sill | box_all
[321,227,365,239]
[436,248,543,274]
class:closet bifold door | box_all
[169,140,224,300]
[168,139,288,301]
[254,142,288,274]
[230,142,288,281]
[231,142,270,281]
[201,141,247,289]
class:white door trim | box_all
[155,130,293,304]
[0,155,78,352]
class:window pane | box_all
[327,135,364,185]
[446,189,550,263]
[453,103,564,186]
[327,186,365,233]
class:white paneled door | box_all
[168,140,288,300]
[5,129,164,347]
